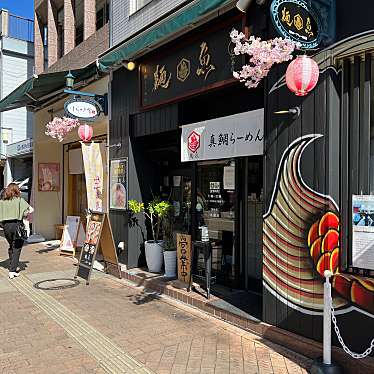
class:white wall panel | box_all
[111,0,189,47]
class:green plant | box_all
[128,198,172,242]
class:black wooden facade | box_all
[109,2,374,354]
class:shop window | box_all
[129,0,153,15]
[75,0,84,46]
[341,54,374,274]
[96,0,109,30]
[197,160,237,286]
[75,24,83,46]
[57,7,64,58]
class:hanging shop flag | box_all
[82,142,107,212]
[181,109,264,162]
[352,195,374,271]
[109,158,128,210]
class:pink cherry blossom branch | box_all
[45,117,80,142]
[230,29,299,89]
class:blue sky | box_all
[0,0,34,20]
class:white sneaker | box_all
[8,272,20,279]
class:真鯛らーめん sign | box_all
[181,109,264,162]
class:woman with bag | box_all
[0,183,31,279]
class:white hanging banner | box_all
[82,142,107,212]
[181,109,264,162]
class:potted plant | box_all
[128,198,171,273]
[162,208,177,278]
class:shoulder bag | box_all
[15,198,28,240]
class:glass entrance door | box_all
[196,160,237,287]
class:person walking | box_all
[0,183,31,279]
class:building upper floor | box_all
[110,0,193,47]
[34,0,109,74]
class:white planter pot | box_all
[163,250,177,278]
[144,240,164,273]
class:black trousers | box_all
[3,220,24,272]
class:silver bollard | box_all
[310,271,343,374]
[323,270,333,365]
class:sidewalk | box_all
[0,238,312,374]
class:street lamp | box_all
[124,61,136,71]
[65,71,75,89]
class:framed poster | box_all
[109,158,128,210]
[352,195,374,270]
[38,163,60,191]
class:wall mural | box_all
[263,134,374,317]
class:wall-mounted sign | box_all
[7,138,33,157]
[352,195,374,271]
[140,16,244,108]
[38,162,60,191]
[109,158,128,210]
[64,97,100,122]
[270,0,321,49]
[181,109,264,162]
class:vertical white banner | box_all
[82,142,107,212]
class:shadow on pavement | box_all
[126,291,160,305]
[0,259,30,271]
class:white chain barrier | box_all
[331,301,374,359]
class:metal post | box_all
[323,270,332,365]
[310,271,343,374]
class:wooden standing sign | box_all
[176,233,192,286]
[75,212,121,285]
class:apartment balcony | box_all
[0,10,34,43]
[45,22,109,73]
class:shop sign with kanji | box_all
[181,109,264,162]
[270,0,321,49]
[140,16,244,108]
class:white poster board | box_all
[181,109,264,162]
[352,195,374,270]
[60,216,85,254]
[223,166,235,190]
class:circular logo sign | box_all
[64,98,100,121]
[270,0,321,49]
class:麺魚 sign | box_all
[64,97,100,122]
[270,0,321,49]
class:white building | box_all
[0,9,34,191]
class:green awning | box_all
[0,63,98,112]
[98,0,233,71]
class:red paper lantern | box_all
[78,124,93,142]
[286,55,319,96]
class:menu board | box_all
[352,195,374,270]
[75,212,121,284]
